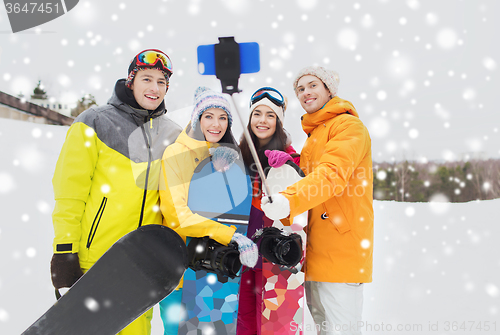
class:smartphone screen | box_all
[197,42,260,75]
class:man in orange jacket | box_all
[262,66,373,335]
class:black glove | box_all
[50,253,84,289]
[252,227,303,267]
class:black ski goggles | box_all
[250,87,285,108]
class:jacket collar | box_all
[301,96,358,134]
[108,79,166,122]
[176,125,217,152]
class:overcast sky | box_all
[1,0,499,162]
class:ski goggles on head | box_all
[135,49,173,76]
[250,87,285,108]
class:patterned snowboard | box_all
[179,155,252,335]
[261,162,310,335]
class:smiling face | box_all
[199,108,229,143]
[295,75,332,114]
[250,105,277,147]
[130,68,168,110]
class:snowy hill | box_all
[1,118,498,334]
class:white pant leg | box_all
[306,281,364,335]
[305,281,326,334]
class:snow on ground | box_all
[1,118,498,334]
[364,200,499,334]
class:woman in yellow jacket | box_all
[261,67,373,335]
[158,87,258,335]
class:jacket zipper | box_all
[86,197,108,248]
[137,116,154,228]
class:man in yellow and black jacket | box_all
[50,49,182,335]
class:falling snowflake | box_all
[376,170,387,180]
[26,247,36,258]
[36,201,51,214]
[337,28,359,50]
[84,297,100,312]
[368,117,390,138]
[406,0,420,10]
[206,274,217,285]
[485,284,499,298]
[296,0,317,10]
[361,14,374,28]
[405,206,416,217]
[376,90,387,101]
[428,193,450,215]
[0,309,9,322]
[462,88,477,101]
[436,28,459,49]
[426,12,439,25]
[0,173,16,194]
[482,57,497,70]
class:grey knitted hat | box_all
[292,66,340,98]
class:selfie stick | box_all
[214,37,273,200]
[230,95,272,199]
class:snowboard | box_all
[261,162,309,335]
[179,155,252,335]
[22,224,188,335]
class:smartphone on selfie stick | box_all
[197,37,272,200]
[197,37,260,94]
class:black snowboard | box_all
[22,224,188,335]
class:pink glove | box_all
[265,150,292,168]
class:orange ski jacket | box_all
[282,96,374,283]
